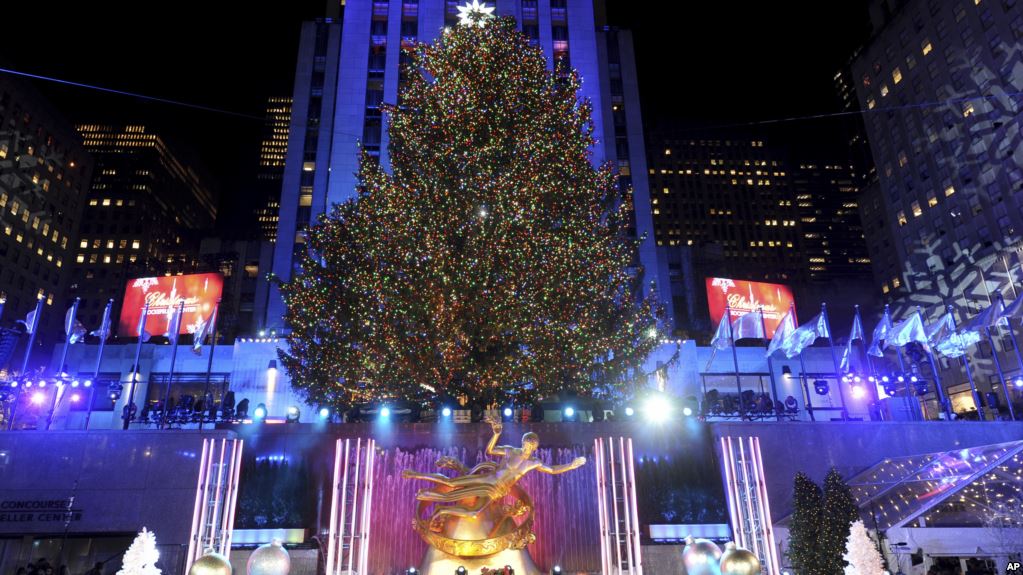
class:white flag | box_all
[709,313,733,351]
[64,306,87,344]
[779,313,830,359]
[165,303,183,345]
[766,308,797,357]
[732,310,766,341]
[840,311,866,372]
[888,314,929,349]
[963,299,1006,332]
[191,308,217,355]
[17,308,39,334]
[927,311,978,358]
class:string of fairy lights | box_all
[277,13,663,408]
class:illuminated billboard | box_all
[118,273,224,337]
[705,277,795,338]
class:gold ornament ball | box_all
[719,542,761,575]
[188,552,232,575]
[682,536,723,575]
[247,539,290,575]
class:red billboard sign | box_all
[118,273,224,337]
[705,277,795,338]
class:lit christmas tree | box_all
[278,6,663,407]
[821,467,860,575]
[117,528,161,575]
[787,472,825,575]
[842,520,884,575]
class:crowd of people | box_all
[12,559,104,575]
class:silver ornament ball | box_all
[188,551,233,575]
[682,536,723,575]
[719,542,761,575]
[247,539,291,575]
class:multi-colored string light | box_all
[277,16,663,409]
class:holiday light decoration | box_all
[457,0,495,27]
[277,17,662,408]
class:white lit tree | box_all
[842,520,884,575]
[117,528,161,575]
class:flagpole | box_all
[917,307,953,421]
[19,295,45,376]
[198,301,220,431]
[821,303,848,419]
[86,299,113,430]
[790,302,815,422]
[159,300,185,430]
[0,294,6,324]
[725,306,746,420]
[855,305,881,409]
[885,305,915,419]
[992,294,1018,421]
[1003,254,1017,299]
[979,266,993,305]
[759,307,782,422]
[46,297,81,430]
[948,305,986,420]
[8,295,44,431]
[124,302,149,431]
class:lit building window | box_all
[76,254,85,263]
[867,97,876,109]
[132,240,141,250]
[892,277,901,288]
[897,211,907,226]
[882,283,890,294]
[80,239,87,248]
[664,148,671,155]
[102,198,111,206]
[880,84,889,97]
[911,201,922,217]
[928,193,937,207]
[945,185,956,197]
[963,103,975,117]
[302,162,315,172]
[892,67,902,84]
[89,199,98,206]
[898,151,908,167]
[106,240,114,249]
[922,39,933,55]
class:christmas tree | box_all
[117,528,161,575]
[278,8,662,407]
[821,468,860,575]
[842,520,884,575]
[787,472,825,575]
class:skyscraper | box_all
[72,124,217,328]
[266,0,670,329]
[254,97,291,243]
[851,0,1023,313]
[0,75,93,343]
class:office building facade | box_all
[0,75,93,349]
[72,124,217,330]
[254,97,291,243]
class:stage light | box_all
[682,406,694,417]
[868,376,876,383]
[10,381,18,388]
[259,330,266,337]
[910,375,918,383]
[881,375,889,383]
[70,380,79,388]
[781,365,792,378]
[624,406,634,417]
[407,568,418,575]
[643,396,671,423]
[853,376,862,383]
[503,406,513,419]
[552,567,562,575]
[70,393,81,403]
[381,406,391,418]
[1015,378,1023,388]
[851,385,866,399]
[441,407,452,418]
[286,406,301,423]
[456,567,467,575]
[813,380,829,396]
[38,380,47,388]
[25,381,33,388]
[31,392,45,405]
[84,380,93,387]
[254,403,267,420]
[563,406,575,418]
[319,407,330,419]
[897,376,905,383]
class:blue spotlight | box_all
[563,406,575,419]
[319,407,330,419]
[441,407,452,418]
[624,406,634,417]
[381,406,391,418]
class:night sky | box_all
[3,0,871,231]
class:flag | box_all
[926,311,978,358]
[840,311,866,372]
[165,303,183,345]
[64,305,87,344]
[17,307,39,334]
[709,312,734,351]
[888,313,929,349]
[90,301,113,340]
[136,305,151,343]
[778,313,830,359]
[766,308,797,357]
[867,310,893,357]
[191,308,217,355]
[1000,292,1023,322]
[963,299,1006,332]
[732,310,766,341]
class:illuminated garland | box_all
[277,17,663,408]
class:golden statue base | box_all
[420,546,542,575]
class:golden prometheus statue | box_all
[402,415,586,574]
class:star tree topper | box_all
[457,0,495,27]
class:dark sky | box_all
[3,0,871,230]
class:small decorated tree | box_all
[787,472,825,575]
[822,468,860,575]
[843,520,884,575]
[117,528,161,575]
